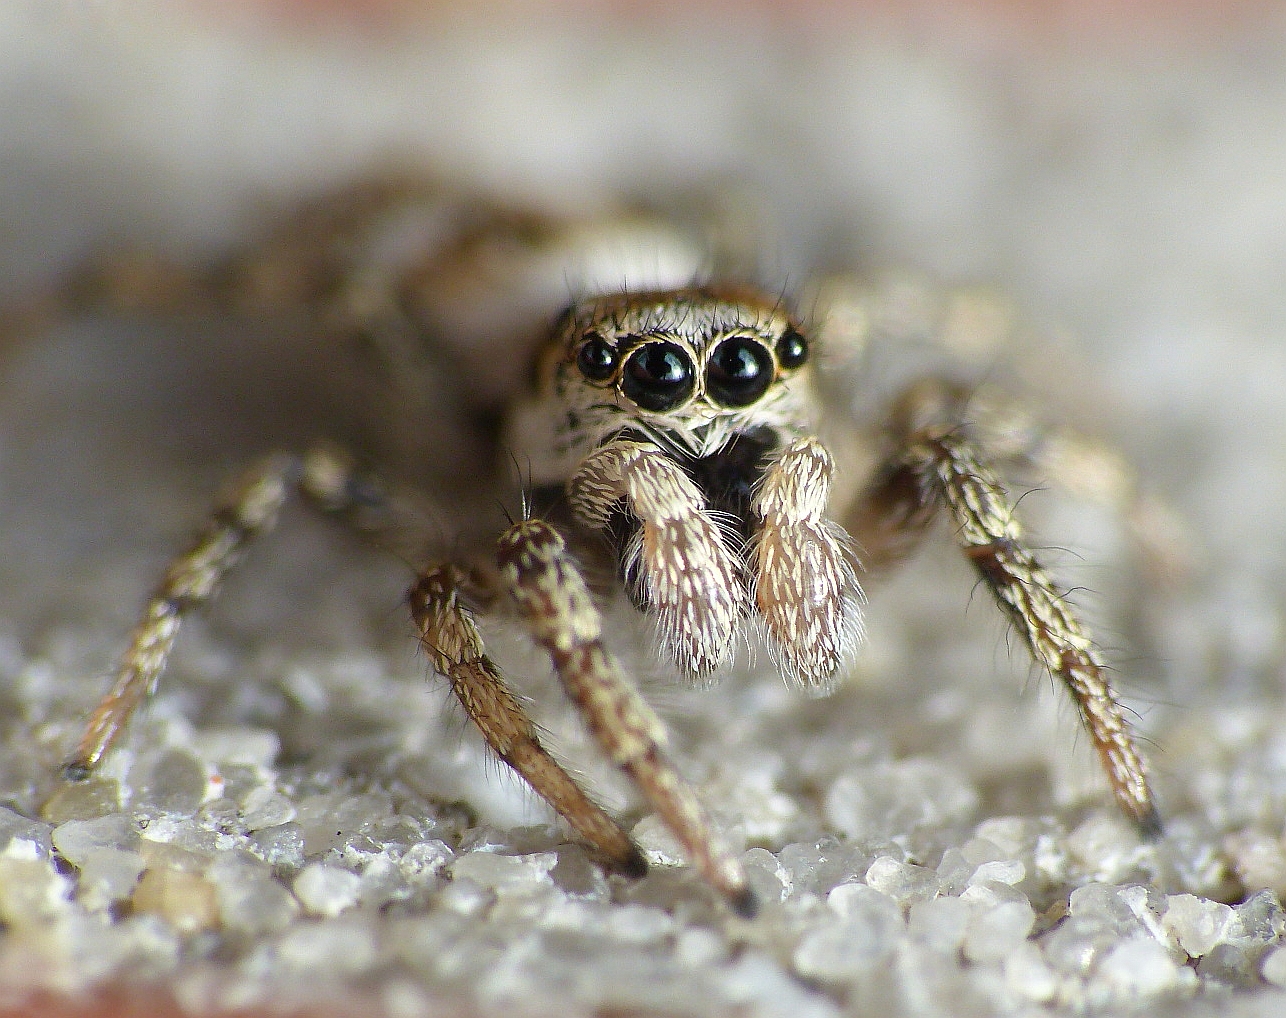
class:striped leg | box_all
[64,448,380,779]
[848,380,1160,834]
[495,519,756,917]
[409,563,646,878]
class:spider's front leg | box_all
[408,563,647,881]
[851,380,1160,834]
[498,519,756,917]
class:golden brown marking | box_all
[65,447,394,781]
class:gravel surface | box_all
[3,4,1286,1016]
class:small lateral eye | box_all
[776,327,809,370]
[576,333,618,382]
[706,336,774,407]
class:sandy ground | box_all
[4,3,1286,1015]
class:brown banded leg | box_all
[495,519,756,917]
[935,381,1196,587]
[569,440,747,681]
[64,448,384,780]
[408,564,646,879]
[751,436,865,693]
[847,380,1160,835]
[854,379,1194,585]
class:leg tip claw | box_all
[618,845,650,880]
[729,884,760,920]
[1135,805,1164,842]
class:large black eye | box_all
[706,336,774,407]
[576,334,618,382]
[621,341,695,412]
[776,327,809,369]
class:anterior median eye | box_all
[576,334,619,382]
[621,341,695,412]
[706,336,774,407]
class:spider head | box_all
[549,287,814,457]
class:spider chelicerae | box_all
[58,184,1159,919]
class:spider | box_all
[57,185,1159,919]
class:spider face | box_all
[520,288,818,486]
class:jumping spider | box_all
[59,187,1159,919]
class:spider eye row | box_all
[575,328,809,412]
